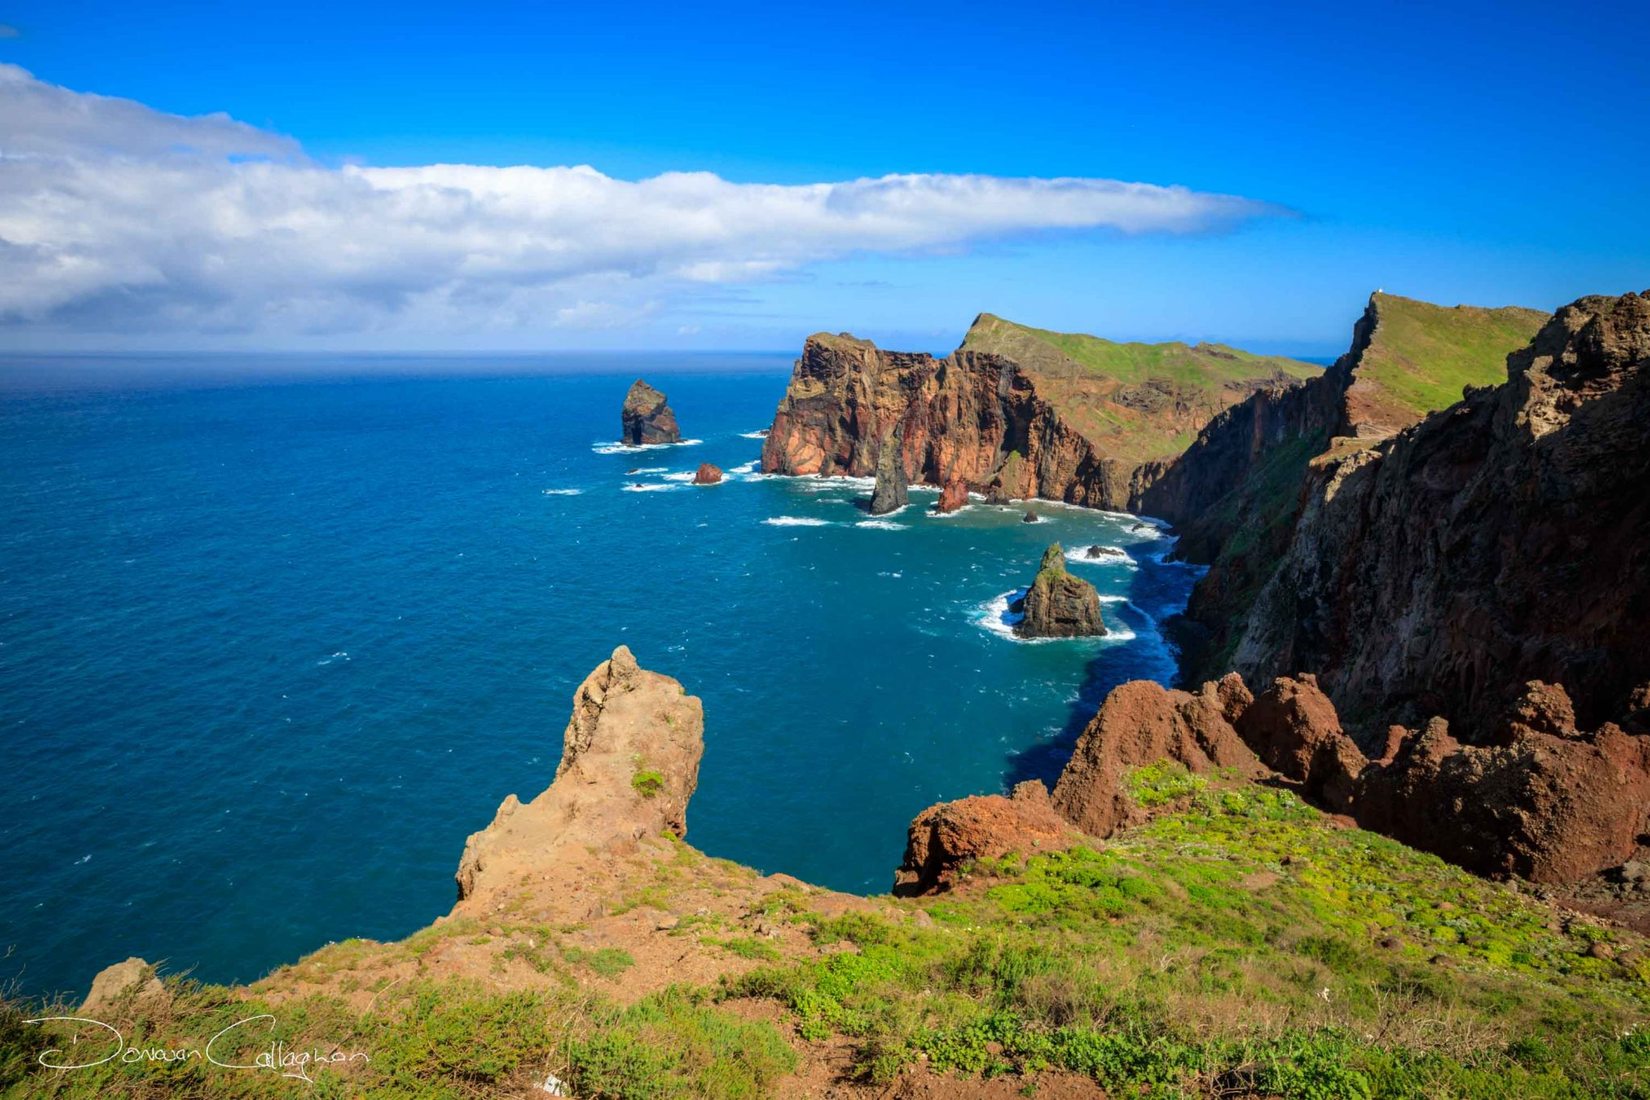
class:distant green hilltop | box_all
[959,312,1320,463]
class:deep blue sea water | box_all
[0,356,1201,998]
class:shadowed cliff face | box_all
[1148,293,1548,682]
[760,324,1314,510]
[1237,292,1650,740]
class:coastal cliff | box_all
[760,318,1316,510]
[1234,291,1650,740]
[1146,293,1550,679]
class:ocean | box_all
[0,355,1201,998]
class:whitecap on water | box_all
[762,516,833,527]
[622,483,681,493]
[541,488,583,496]
[738,429,770,439]
[856,519,907,530]
[1065,545,1136,567]
[973,590,1136,644]
[592,438,703,455]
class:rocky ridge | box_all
[760,320,1316,511]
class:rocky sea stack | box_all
[867,428,908,515]
[692,462,723,485]
[620,378,681,446]
[1013,543,1105,638]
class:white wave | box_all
[738,429,770,439]
[856,519,907,530]
[728,460,757,475]
[625,465,668,474]
[1065,545,1136,567]
[623,482,682,493]
[762,515,833,527]
[973,591,1135,644]
[661,471,697,482]
[592,438,703,455]
[541,488,584,496]
[1098,593,1131,604]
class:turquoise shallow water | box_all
[0,357,1200,997]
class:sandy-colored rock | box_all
[692,462,723,485]
[82,957,166,1017]
[1051,675,1265,836]
[894,780,1080,895]
[455,646,703,906]
[620,379,681,445]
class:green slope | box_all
[1352,293,1549,429]
[960,313,1321,464]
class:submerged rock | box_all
[1015,544,1105,639]
[620,379,681,446]
[692,463,724,485]
[868,428,909,515]
[1085,545,1126,559]
[1022,510,1039,524]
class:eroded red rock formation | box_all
[894,780,1080,896]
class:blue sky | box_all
[0,0,1645,354]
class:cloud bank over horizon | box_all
[0,65,1282,345]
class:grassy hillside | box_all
[960,314,1321,464]
[9,775,1645,1098]
[1351,293,1548,431]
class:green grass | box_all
[729,787,1650,1097]
[632,769,665,799]
[1355,293,1546,425]
[959,313,1320,464]
[8,787,1646,1097]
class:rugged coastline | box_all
[11,290,1650,1099]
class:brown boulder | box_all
[1015,544,1105,639]
[1353,683,1650,883]
[895,780,1080,895]
[934,478,969,514]
[1050,675,1265,836]
[1235,674,1367,810]
[620,379,681,445]
[692,463,724,485]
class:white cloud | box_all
[0,65,1281,341]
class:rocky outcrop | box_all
[692,462,723,485]
[82,957,167,1016]
[934,478,969,514]
[1013,544,1105,638]
[1233,292,1650,740]
[620,379,681,445]
[1053,670,1650,886]
[1050,675,1263,835]
[455,646,703,907]
[761,325,1313,511]
[868,427,909,515]
[894,780,1080,895]
[1353,682,1650,883]
[1235,674,1365,810]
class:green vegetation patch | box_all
[1358,293,1547,423]
[632,768,666,798]
[729,787,1650,1097]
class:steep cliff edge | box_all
[1146,293,1549,679]
[760,318,1316,510]
[1235,291,1650,740]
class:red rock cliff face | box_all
[1235,292,1650,741]
[760,334,1172,509]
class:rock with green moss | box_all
[1013,544,1105,638]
